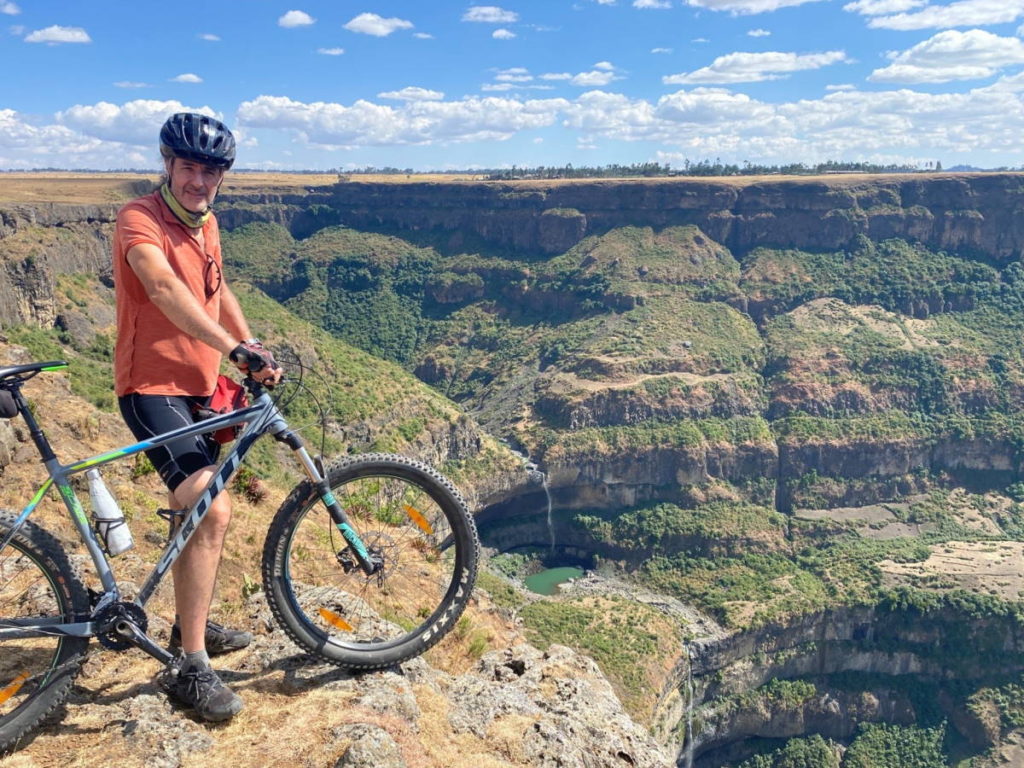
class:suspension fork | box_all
[273,428,382,575]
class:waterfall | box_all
[509,443,556,556]
[683,642,695,768]
[542,473,555,554]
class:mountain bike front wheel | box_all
[0,514,89,754]
[261,453,479,669]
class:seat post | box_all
[12,387,57,463]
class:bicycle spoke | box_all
[263,454,478,668]
[287,474,457,645]
[0,547,67,719]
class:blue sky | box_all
[2,0,1024,170]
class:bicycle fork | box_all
[273,428,383,576]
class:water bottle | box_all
[86,468,134,556]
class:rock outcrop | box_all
[668,602,1024,763]
[14,591,673,768]
[0,203,117,326]
[217,174,1024,261]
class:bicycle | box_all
[0,358,479,751]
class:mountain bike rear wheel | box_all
[262,453,479,669]
[0,514,89,753]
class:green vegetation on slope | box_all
[518,593,681,721]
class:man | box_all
[113,112,282,721]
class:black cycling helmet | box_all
[159,112,235,169]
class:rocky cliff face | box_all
[0,203,117,326]
[7,176,1024,766]
[217,174,1024,261]
[672,602,1024,763]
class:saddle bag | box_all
[0,389,17,419]
[192,375,249,444]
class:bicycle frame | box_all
[0,376,377,648]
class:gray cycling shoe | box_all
[158,663,243,722]
[169,620,253,655]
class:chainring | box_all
[94,601,149,651]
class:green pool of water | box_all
[524,566,584,595]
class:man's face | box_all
[165,157,226,213]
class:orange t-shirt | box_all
[113,191,224,396]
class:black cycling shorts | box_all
[118,394,220,493]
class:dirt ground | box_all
[0,172,489,204]
[878,540,1024,600]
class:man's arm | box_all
[127,244,284,385]
[126,243,237,356]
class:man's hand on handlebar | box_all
[229,340,284,387]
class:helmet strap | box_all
[159,182,211,230]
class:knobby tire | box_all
[261,453,479,669]
[0,514,89,753]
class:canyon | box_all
[4,172,1024,766]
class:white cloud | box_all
[317,47,345,55]
[496,68,533,82]
[692,37,710,42]
[634,0,672,8]
[572,70,618,86]
[553,81,1024,165]
[487,69,556,91]
[493,28,516,39]
[236,93,568,147]
[869,29,1024,82]
[594,61,615,70]
[593,0,616,4]
[344,13,413,36]
[683,0,826,14]
[24,25,90,44]
[413,32,434,39]
[868,0,1024,30]
[484,82,553,92]
[278,10,315,28]
[652,47,673,53]
[0,2,19,15]
[114,81,150,89]
[171,73,203,83]
[541,72,573,80]
[748,27,771,35]
[56,99,221,146]
[843,0,925,14]
[826,83,856,90]
[0,110,149,170]
[664,50,849,84]
[199,33,220,41]
[378,86,445,101]
[462,6,519,22]
[27,77,1024,169]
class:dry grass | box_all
[878,540,1024,600]
[0,171,1008,206]
[0,172,485,205]
[0,337,544,767]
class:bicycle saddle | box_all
[0,360,67,384]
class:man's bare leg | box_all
[169,466,232,654]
